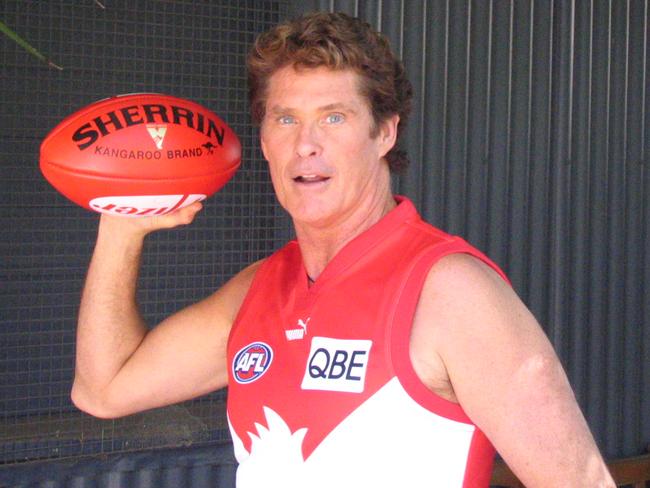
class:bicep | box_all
[422,255,607,487]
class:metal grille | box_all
[1,0,288,464]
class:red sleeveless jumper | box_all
[227,197,508,487]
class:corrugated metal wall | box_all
[295,0,649,459]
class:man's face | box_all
[260,65,398,229]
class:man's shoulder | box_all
[428,251,504,283]
[422,252,511,311]
[411,251,516,362]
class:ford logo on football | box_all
[232,342,274,384]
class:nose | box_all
[295,121,322,158]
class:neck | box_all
[294,185,396,282]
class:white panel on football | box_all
[89,194,207,217]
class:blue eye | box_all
[278,115,296,125]
[325,113,345,124]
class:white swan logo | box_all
[229,380,477,487]
[231,407,308,487]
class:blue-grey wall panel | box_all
[0,444,236,488]
[295,0,649,459]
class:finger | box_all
[152,201,203,228]
[175,201,203,225]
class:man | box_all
[72,12,614,488]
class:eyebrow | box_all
[319,103,357,113]
[267,102,358,115]
[267,105,290,116]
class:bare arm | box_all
[71,203,259,418]
[411,254,614,488]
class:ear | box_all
[259,125,270,161]
[377,114,400,159]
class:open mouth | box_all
[293,174,330,184]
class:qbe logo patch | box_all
[232,342,273,384]
[301,337,372,393]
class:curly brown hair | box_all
[247,11,413,172]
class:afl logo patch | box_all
[232,342,273,384]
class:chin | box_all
[290,208,330,227]
[286,201,336,228]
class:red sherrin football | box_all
[40,93,241,217]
